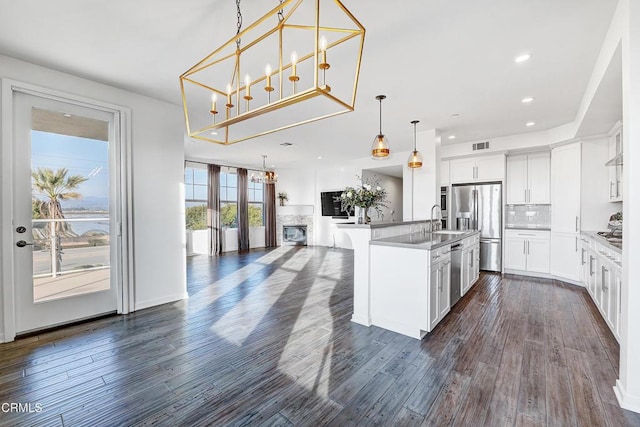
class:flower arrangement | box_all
[340,176,388,222]
[277,192,288,206]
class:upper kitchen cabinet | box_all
[506,152,550,205]
[551,143,581,233]
[606,122,623,202]
[449,154,505,184]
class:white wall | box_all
[581,137,622,231]
[0,54,187,323]
[361,170,403,222]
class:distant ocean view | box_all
[60,197,110,236]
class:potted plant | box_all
[340,176,388,224]
[277,192,289,206]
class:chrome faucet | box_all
[431,204,442,231]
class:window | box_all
[248,179,264,227]
[185,164,208,230]
[220,167,238,228]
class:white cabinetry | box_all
[504,230,550,274]
[581,234,621,342]
[607,123,623,202]
[506,152,550,205]
[550,233,581,281]
[551,144,581,233]
[461,234,480,296]
[429,251,451,331]
[550,143,581,282]
[450,154,505,184]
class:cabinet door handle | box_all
[616,180,620,198]
[602,266,608,292]
[589,256,594,276]
[581,248,586,265]
[575,216,579,232]
[524,189,527,203]
[527,241,530,255]
[438,267,442,291]
[523,241,526,254]
[575,236,578,252]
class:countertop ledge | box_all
[505,226,551,231]
[370,230,479,251]
[582,231,622,254]
[335,219,432,229]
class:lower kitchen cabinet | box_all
[430,257,451,331]
[550,232,581,281]
[461,235,480,296]
[504,230,550,274]
[581,233,621,342]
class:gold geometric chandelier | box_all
[180,0,366,145]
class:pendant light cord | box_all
[235,0,243,50]
[413,123,417,150]
[379,98,383,135]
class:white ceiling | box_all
[0,0,619,170]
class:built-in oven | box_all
[440,186,448,230]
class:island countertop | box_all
[370,230,479,250]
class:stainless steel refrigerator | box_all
[451,183,502,272]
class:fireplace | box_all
[282,225,308,246]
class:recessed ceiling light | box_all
[63,113,72,118]
[521,97,534,103]
[317,156,323,160]
[448,135,456,140]
[210,131,218,135]
[515,53,531,63]
[526,121,536,127]
[280,142,293,146]
[451,113,460,118]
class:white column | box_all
[615,0,640,413]
[403,129,440,221]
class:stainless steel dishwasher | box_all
[450,242,464,306]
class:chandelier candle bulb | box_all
[289,51,300,81]
[319,37,330,70]
[210,94,218,115]
[265,64,274,92]
[244,75,253,101]
[225,83,234,109]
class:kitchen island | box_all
[336,221,433,326]
[369,230,480,339]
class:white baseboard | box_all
[615,380,640,413]
[135,292,189,311]
[351,314,371,327]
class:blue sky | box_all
[31,130,109,203]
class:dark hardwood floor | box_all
[1,246,640,426]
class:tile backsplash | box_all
[506,205,551,228]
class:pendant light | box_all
[371,95,390,159]
[408,120,423,168]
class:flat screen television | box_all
[321,191,354,217]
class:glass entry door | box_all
[12,92,121,334]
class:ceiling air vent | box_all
[472,141,490,151]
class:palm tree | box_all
[32,167,88,272]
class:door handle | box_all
[16,226,27,234]
[16,240,34,247]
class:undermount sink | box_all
[433,230,467,235]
